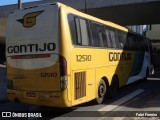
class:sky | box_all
[0,0,41,6]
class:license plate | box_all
[26,92,36,97]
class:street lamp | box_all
[18,0,22,9]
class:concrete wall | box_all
[146,24,160,40]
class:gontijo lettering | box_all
[7,43,56,53]
[109,52,131,61]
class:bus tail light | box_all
[59,56,67,91]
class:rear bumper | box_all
[7,89,71,107]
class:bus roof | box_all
[11,2,128,32]
[60,3,128,32]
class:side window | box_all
[133,36,149,51]
[127,33,149,51]
[110,30,117,48]
[90,22,105,47]
[68,15,90,46]
[105,29,112,48]
[141,37,148,51]
[135,36,141,51]
[101,26,108,47]
[68,14,125,49]
[129,37,134,50]
[98,31,104,47]
[79,18,90,46]
[68,14,77,45]
[105,26,118,48]
[74,18,91,46]
[117,30,127,49]
[126,34,130,50]
[75,18,82,45]
[126,33,134,50]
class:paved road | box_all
[0,73,160,120]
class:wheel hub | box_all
[99,85,105,97]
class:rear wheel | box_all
[108,75,119,98]
[95,79,107,104]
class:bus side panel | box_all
[59,6,72,104]
[127,51,149,84]
[95,66,113,96]
[107,50,135,87]
[118,51,135,87]
[70,48,136,105]
[129,51,145,77]
[86,68,96,101]
[70,48,109,106]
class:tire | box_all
[94,79,107,104]
[108,75,119,98]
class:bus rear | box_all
[6,3,69,107]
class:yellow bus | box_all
[6,3,153,107]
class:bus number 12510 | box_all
[76,55,92,62]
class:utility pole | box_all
[18,0,22,9]
[85,0,87,13]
